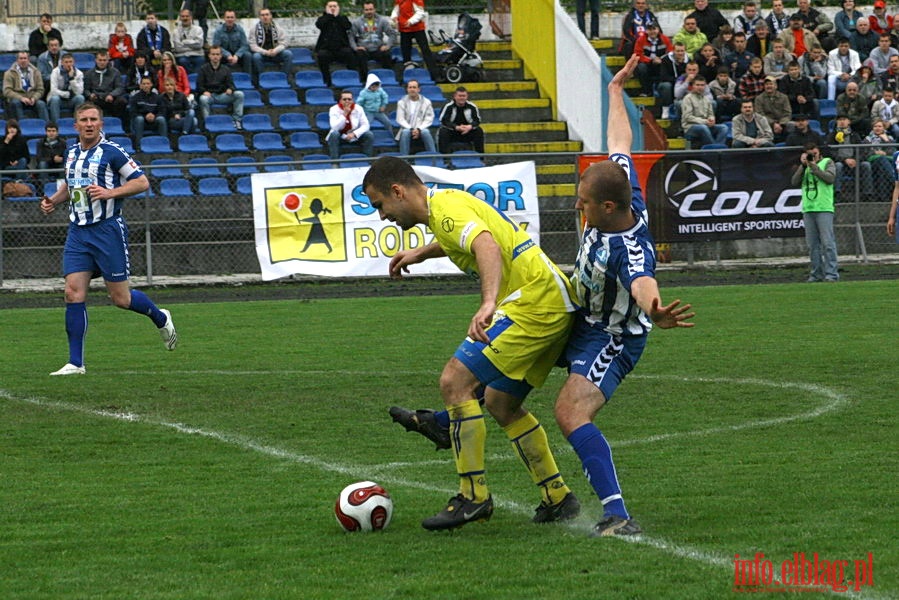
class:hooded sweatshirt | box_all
[356,73,389,114]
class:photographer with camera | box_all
[791,142,839,282]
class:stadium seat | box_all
[232,71,253,90]
[268,89,301,108]
[315,112,331,130]
[187,72,198,91]
[138,135,171,153]
[450,150,484,169]
[337,153,370,168]
[242,89,264,108]
[253,132,286,151]
[279,112,312,131]
[188,157,221,177]
[149,158,182,178]
[242,113,274,132]
[102,116,126,136]
[258,71,291,90]
[371,68,398,86]
[236,176,253,195]
[818,99,837,119]
[372,129,396,148]
[198,177,232,195]
[305,87,335,106]
[0,54,16,71]
[420,85,445,104]
[332,69,362,88]
[215,133,249,152]
[19,118,46,138]
[392,46,422,63]
[808,119,824,135]
[701,143,728,150]
[289,131,323,151]
[383,85,405,103]
[27,138,39,156]
[178,134,211,153]
[264,154,294,172]
[160,178,193,196]
[73,52,95,70]
[110,136,136,153]
[43,181,58,196]
[204,114,237,133]
[226,156,258,176]
[403,68,433,84]
[291,48,316,66]
[413,152,443,167]
[295,70,327,89]
[302,153,334,169]
[57,117,76,137]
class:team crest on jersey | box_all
[595,247,609,266]
[88,153,102,164]
[441,216,454,233]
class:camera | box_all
[805,152,815,162]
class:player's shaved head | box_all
[580,161,632,211]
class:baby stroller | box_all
[430,13,484,83]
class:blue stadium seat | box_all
[259,71,291,90]
[305,87,335,106]
[236,176,253,195]
[420,85,445,104]
[27,138,39,156]
[372,129,396,148]
[338,153,370,167]
[292,48,316,66]
[383,85,405,103]
[43,181,58,196]
[188,157,221,177]
[242,113,274,132]
[178,134,211,153]
[290,131,323,151]
[302,153,334,169]
[187,72,198,91]
[332,69,362,88]
[253,132,286,151]
[73,52,95,70]
[413,152,443,167]
[149,158,182,178]
[403,68,433,84]
[315,112,331,130]
[0,54,16,71]
[138,135,171,154]
[215,133,249,152]
[279,112,311,131]
[242,89,264,108]
[701,143,728,150]
[264,154,294,172]
[371,69,398,86]
[19,118,46,138]
[110,136,136,153]
[160,178,193,196]
[295,70,327,89]
[268,89,301,108]
[450,150,484,169]
[232,71,253,91]
[102,116,125,136]
[226,156,258,176]
[204,114,236,133]
[57,117,76,137]
[818,99,837,119]
[392,47,422,63]
[198,177,232,195]
[808,119,824,134]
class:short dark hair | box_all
[45,121,58,129]
[692,75,707,84]
[362,156,423,197]
[581,161,632,211]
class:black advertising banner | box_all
[578,150,805,242]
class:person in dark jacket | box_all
[316,0,359,86]
[0,120,30,177]
[83,51,127,122]
[125,52,156,95]
[129,76,167,147]
[197,46,245,130]
[36,121,66,182]
[28,13,63,63]
[779,60,819,118]
[136,12,172,67]
[437,86,484,154]
[159,77,195,136]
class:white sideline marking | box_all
[1,382,884,599]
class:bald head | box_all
[581,161,632,211]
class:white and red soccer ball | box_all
[335,481,393,532]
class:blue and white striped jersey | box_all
[65,139,144,226]
[571,153,657,336]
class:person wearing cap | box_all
[680,74,728,147]
[732,98,774,147]
[835,0,864,40]
[734,1,763,39]
[795,0,835,51]
[765,0,790,39]
[791,141,839,282]
[755,74,793,141]
[827,37,862,99]
[778,13,817,58]
[868,0,894,35]
[674,16,708,57]
[620,0,659,56]
[633,20,672,96]
[784,112,824,147]
[780,60,819,118]
[851,18,879,63]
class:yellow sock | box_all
[504,412,571,506]
[448,399,489,502]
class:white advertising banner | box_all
[252,162,540,281]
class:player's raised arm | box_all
[607,54,639,158]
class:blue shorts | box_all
[454,314,536,400]
[62,216,131,282]
[563,316,647,402]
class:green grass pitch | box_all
[0,281,896,599]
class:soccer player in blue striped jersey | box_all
[554,55,695,536]
[40,102,177,376]
[363,156,581,530]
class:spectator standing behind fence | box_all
[47,53,84,124]
[250,8,293,85]
[327,89,374,159]
[129,76,167,150]
[159,78,195,136]
[791,143,838,282]
[197,46,244,131]
[438,86,484,154]
[620,0,658,56]
[681,75,728,147]
[4,52,49,121]
[316,1,360,87]
[732,98,774,147]
[136,12,172,68]
[214,10,253,76]
[172,9,206,75]
[36,122,65,182]
[391,0,440,82]
[28,13,63,64]
[353,2,397,77]
[396,79,436,155]
[108,23,136,74]
[0,120,29,175]
[183,0,211,44]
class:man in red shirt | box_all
[391,0,439,81]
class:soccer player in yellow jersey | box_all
[362,157,581,530]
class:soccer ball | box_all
[334,481,393,532]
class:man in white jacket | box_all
[327,89,374,159]
[47,53,85,123]
[827,38,861,100]
[395,79,436,155]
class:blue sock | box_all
[65,302,87,367]
[434,409,450,429]
[568,422,630,519]
[128,290,166,327]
